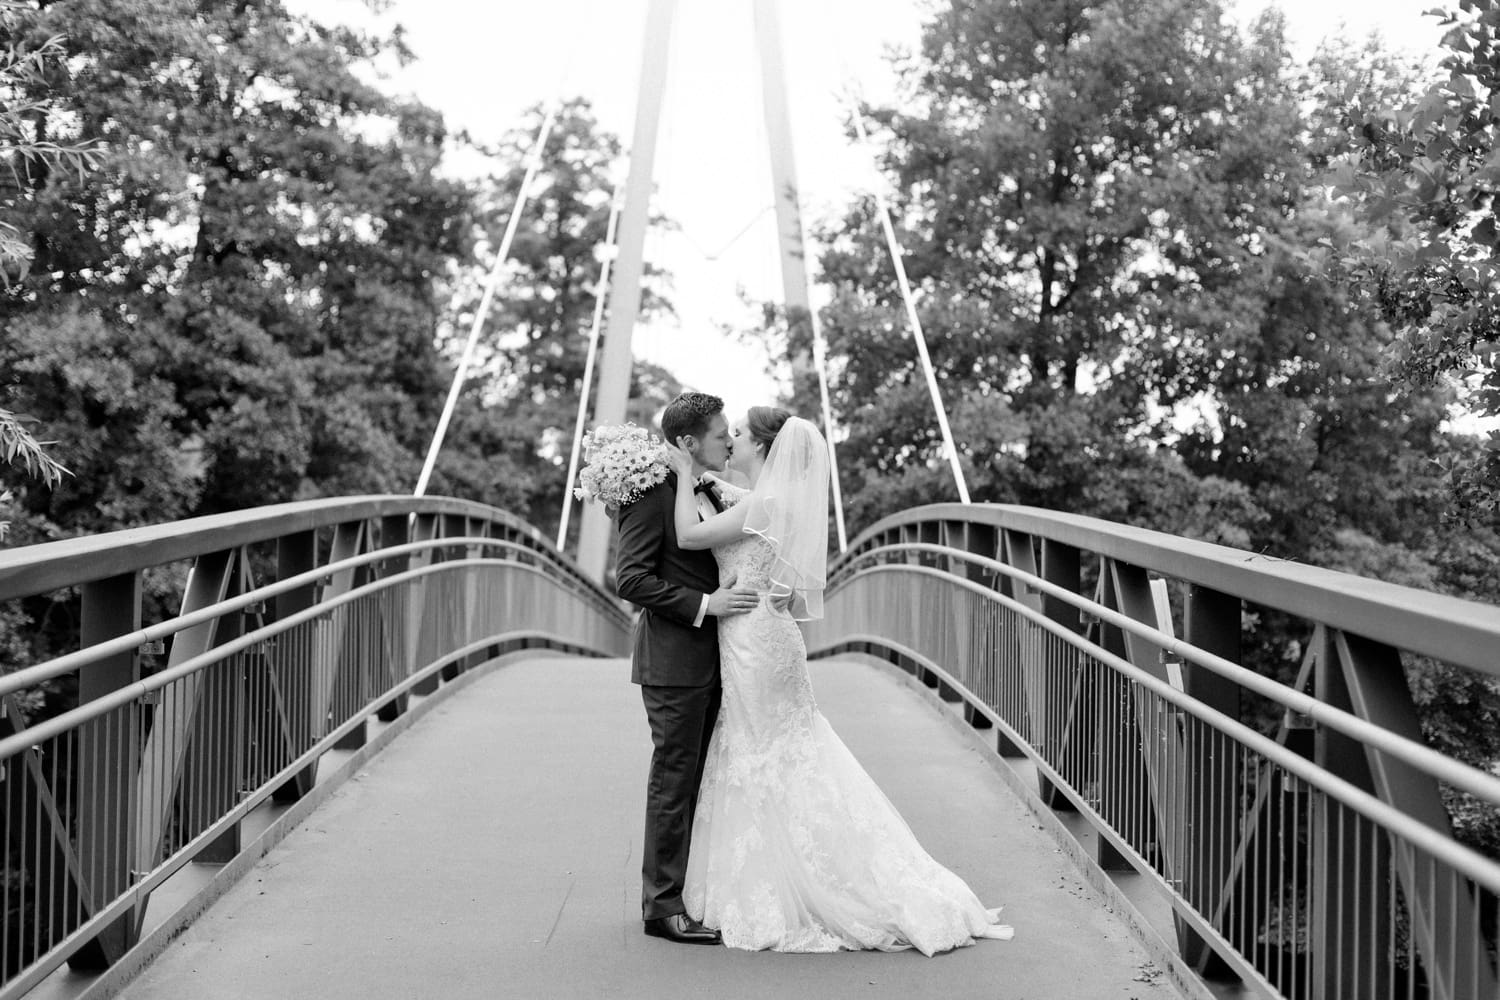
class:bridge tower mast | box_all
[577,0,812,582]
[576,0,678,582]
[753,0,813,360]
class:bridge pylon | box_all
[577,0,811,581]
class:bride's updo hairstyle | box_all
[746,406,793,457]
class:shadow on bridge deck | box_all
[101,655,1189,1000]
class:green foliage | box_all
[1314,526,1500,852]
[0,4,662,673]
[0,0,100,286]
[0,2,667,559]
[790,0,1458,558]
[0,407,68,491]
[1,0,88,542]
[2,0,471,526]
[0,5,664,962]
[746,0,1500,854]
[6,309,202,531]
[422,101,679,539]
[1333,1,1500,525]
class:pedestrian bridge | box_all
[2,496,1498,1000]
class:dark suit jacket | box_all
[615,476,721,687]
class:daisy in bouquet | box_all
[573,423,673,510]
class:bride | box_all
[666,406,1013,956]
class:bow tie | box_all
[693,478,724,513]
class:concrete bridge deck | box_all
[99,655,1191,1000]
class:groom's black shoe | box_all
[643,913,721,945]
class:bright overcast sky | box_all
[290,0,1449,414]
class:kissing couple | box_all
[615,391,1014,955]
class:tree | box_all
[422,101,677,540]
[796,2,1311,536]
[1172,36,1457,562]
[774,0,1500,855]
[1333,0,1500,525]
[762,0,1456,574]
[0,0,489,734]
[0,0,99,285]
[0,407,68,542]
[1,0,472,538]
[1,0,87,541]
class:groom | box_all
[615,391,758,945]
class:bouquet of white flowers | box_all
[573,423,673,510]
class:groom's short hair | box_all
[661,391,724,444]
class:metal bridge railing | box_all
[806,504,1500,1000]
[0,496,630,998]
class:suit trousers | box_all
[639,680,722,920]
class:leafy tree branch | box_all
[0,0,101,285]
[0,408,69,490]
[1333,0,1500,524]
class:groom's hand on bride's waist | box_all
[707,572,758,618]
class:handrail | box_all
[0,495,631,997]
[837,503,1500,676]
[0,495,593,602]
[828,565,1500,898]
[0,558,577,760]
[0,537,625,699]
[815,503,1500,1000]
[848,546,1500,809]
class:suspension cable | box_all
[847,101,971,504]
[806,292,849,552]
[413,105,559,498]
[556,186,625,549]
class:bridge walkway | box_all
[107,655,1186,1000]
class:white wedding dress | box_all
[683,482,1013,955]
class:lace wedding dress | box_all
[683,482,1013,955]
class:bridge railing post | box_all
[900,523,941,693]
[323,522,368,750]
[71,571,143,968]
[1090,557,1154,873]
[376,514,412,722]
[273,531,319,800]
[1309,626,1379,1000]
[408,514,440,696]
[461,517,487,671]
[1179,585,1242,981]
[1035,539,1084,809]
[926,521,964,703]
[190,552,252,865]
[959,522,1002,738]
[998,530,1040,762]
[440,513,469,682]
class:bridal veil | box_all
[741,416,829,620]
